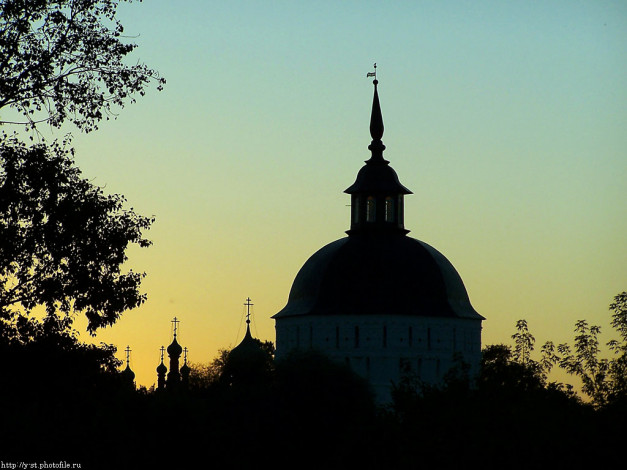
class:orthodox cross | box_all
[244,297,253,325]
[367,62,377,80]
[183,347,188,363]
[125,345,131,366]
[159,345,165,362]
[171,316,180,337]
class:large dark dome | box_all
[273,234,483,320]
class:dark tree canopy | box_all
[0,135,153,332]
[0,0,165,132]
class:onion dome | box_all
[167,336,183,357]
[121,364,135,381]
[156,360,167,375]
[229,323,267,366]
[156,345,167,390]
[224,324,269,384]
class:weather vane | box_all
[367,63,377,81]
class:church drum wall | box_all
[275,314,482,402]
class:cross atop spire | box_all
[125,345,132,366]
[171,317,180,337]
[244,297,254,325]
[160,345,165,362]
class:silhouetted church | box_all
[273,73,484,401]
[156,317,190,392]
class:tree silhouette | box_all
[0,0,165,132]
[557,292,627,408]
[0,135,153,333]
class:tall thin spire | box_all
[368,63,386,162]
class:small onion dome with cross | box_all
[180,347,191,389]
[156,358,167,375]
[166,317,183,357]
[223,298,268,384]
[120,345,135,386]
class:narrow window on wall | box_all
[366,197,376,222]
[399,358,411,374]
[397,195,404,225]
[355,326,360,348]
[353,196,360,224]
[383,325,387,348]
[385,196,394,222]
[336,326,340,349]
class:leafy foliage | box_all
[557,292,627,407]
[0,0,165,132]
[0,134,153,332]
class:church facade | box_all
[273,77,484,401]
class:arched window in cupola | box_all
[353,196,360,224]
[385,196,394,223]
[366,196,376,222]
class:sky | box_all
[22,0,627,388]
